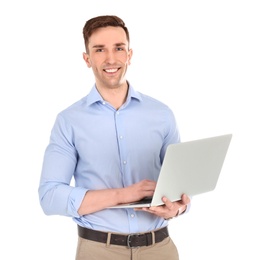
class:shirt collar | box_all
[85,82,142,107]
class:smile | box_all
[104,68,119,73]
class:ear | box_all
[127,49,133,65]
[83,52,92,68]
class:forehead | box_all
[88,26,129,48]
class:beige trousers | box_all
[75,236,179,260]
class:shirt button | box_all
[102,101,106,105]
[119,135,123,139]
[116,111,120,115]
[123,161,127,164]
[130,214,135,218]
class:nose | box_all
[105,50,116,64]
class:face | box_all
[83,26,132,90]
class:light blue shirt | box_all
[38,83,180,233]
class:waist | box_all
[77,225,169,248]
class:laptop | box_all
[109,134,232,208]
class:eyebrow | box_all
[92,42,126,49]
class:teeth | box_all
[105,69,118,73]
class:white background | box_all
[1,1,259,259]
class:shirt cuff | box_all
[67,187,89,217]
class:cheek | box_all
[87,58,98,68]
[121,54,131,65]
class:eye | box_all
[116,47,124,51]
[95,48,104,52]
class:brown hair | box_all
[83,15,130,53]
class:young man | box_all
[38,15,190,260]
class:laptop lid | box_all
[109,134,232,209]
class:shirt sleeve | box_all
[160,107,181,163]
[38,113,87,217]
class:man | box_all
[38,15,190,260]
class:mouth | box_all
[104,68,120,74]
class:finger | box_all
[162,197,174,210]
[181,194,190,205]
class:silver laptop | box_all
[109,134,232,208]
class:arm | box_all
[78,179,156,215]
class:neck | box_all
[96,82,129,110]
